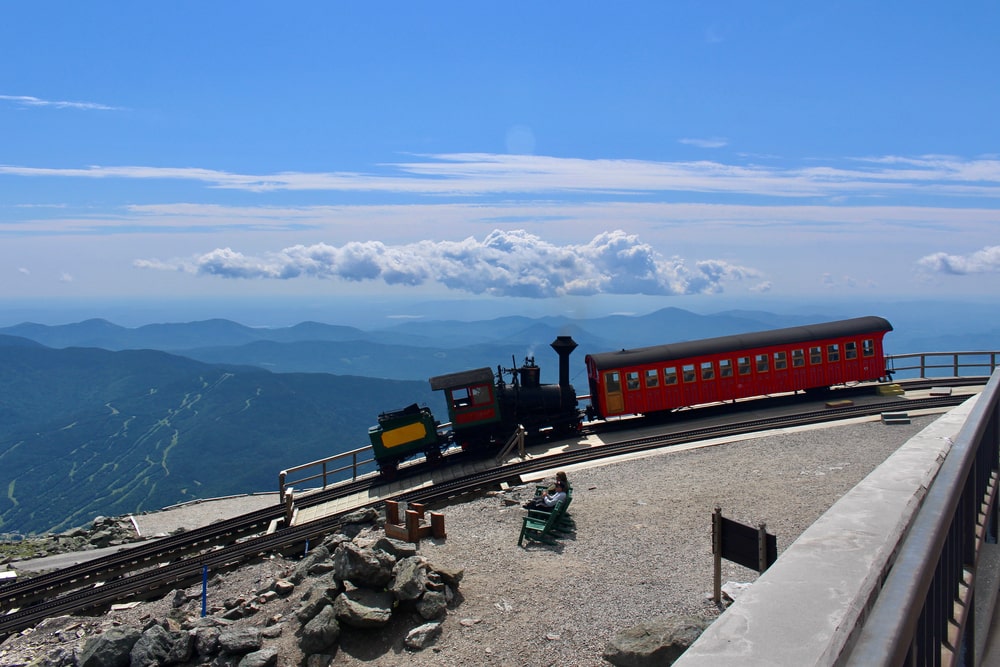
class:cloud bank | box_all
[136,229,762,298]
[918,245,1000,274]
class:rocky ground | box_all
[0,416,934,666]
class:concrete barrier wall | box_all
[674,399,978,666]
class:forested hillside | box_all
[0,336,439,534]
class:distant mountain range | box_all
[0,308,812,382]
[1,305,995,534]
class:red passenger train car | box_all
[585,316,893,420]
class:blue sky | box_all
[2,2,999,325]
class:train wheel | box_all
[378,460,399,481]
[425,448,443,466]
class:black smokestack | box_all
[550,336,578,389]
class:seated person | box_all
[523,480,567,511]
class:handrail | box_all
[845,369,1000,666]
[277,445,376,504]
[889,351,999,379]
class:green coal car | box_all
[368,403,445,477]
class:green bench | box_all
[530,484,575,533]
[517,494,573,546]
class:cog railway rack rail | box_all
[0,378,984,640]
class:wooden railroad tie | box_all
[384,500,446,544]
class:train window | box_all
[719,359,733,377]
[774,351,787,370]
[663,367,678,385]
[756,354,769,373]
[448,385,493,409]
[863,339,875,357]
[470,384,492,405]
[645,369,659,388]
[626,371,640,390]
[845,342,858,360]
[827,344,840,362]
[701,361,715,381]
[738,357,751,375]
[810,346,823,364]
[605,372,621,393]
[682,364,696,382]
[792,349,805,367]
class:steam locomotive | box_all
[368,336,581,477]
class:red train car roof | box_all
[586,316,893,371]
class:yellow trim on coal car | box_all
[381,421,429,449]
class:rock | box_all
[429,562,464,586]
[342,507,378,525]
[273,579,295,596]
[295,595,332,626]
[165,629,194,664]
[373,536,418,560]
[299,604,341,654]
[331,542,395,588]
[237,647,278,667]
[129,624,175,666]
[289,544,331,584]
[603,615,710,667]
[332,587,394,628]
[194,626,221,657]
[404,622,443,651]
[416,589,448,620]
[390,556,429,601]
[89,530,114,548]
[78,627,141,667]
[218,627,263,655]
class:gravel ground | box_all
[0,416,936,667]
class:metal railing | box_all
[278,446,377,504]
[889,351,999,379]
[846,369,1000,666]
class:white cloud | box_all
[679,137,728,149]
[136,229,762,298]
[0,94,123,111]
[3,152,999,199]
[918,245,1000,274]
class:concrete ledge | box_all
[674,397,978,666]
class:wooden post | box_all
[405,510,421,543]
[385,500,400,526]
[284,487,295,527]
[430,512,446,539]
[758,523,768,573]
[713,506,722,605]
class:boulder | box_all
[416,589,448,620]
[194,626,221,657]
[404,622,443,651]
[603,615,709,667]
[289,545,331,584]
[332,587,394,628]
[129,624,175,666]
[390,556,429,601]
[373,536,417,560]
[78,627,141,667]
[237,647,278,667]
[218,627,263,655]
[331,542,394,588]
[299,604,341,654]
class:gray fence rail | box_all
[846,369,1000,666]
[889,351,999,379]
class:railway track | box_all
[0,384,977,639]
